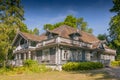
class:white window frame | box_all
[62,49,68,60]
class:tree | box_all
[43,15,93,33]
[108,0,120,60]
[1,0,28,42]
[97,34,106,40]
[64,15,76,28]
[0,0,28,67]
[44,24,54,30]
[0,24,12,67]
[32,28,39,35]
[87,28,93,34]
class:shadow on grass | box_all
[67,68,120,80]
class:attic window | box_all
[20,38,27,45]
[48,33,53,39]
[47,32,58,39]
[73,36,79,40]
[69,33,80,40]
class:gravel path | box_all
[104,67,120,78]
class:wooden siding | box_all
[36,50,42,63]
[36,48,56,64]
[49,48,56,64]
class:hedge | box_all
[62,62,103,71]
[111,61,120,67]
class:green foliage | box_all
[111,61,120,67]
[108,0,120,59]
[0,0,29,67]
[110,0,120,14]
[97,34,106,40]
[44,24,54,30]
[33,28,39,35]
[0,60,51,75]
[116,55,120,60]
[43,15,93,33]
[87,28,93,34]
[64,15,76,28]
[23,59,50,73]
[23,59,38,67]
[28,28,40,35]
[62,62,103,71]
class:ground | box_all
[0,67,120,80]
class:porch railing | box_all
[37,37,92,48]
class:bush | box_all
[111,61,120,67]
[62,62,103,71]
[23,59,38,67]
[23,59,50,73]
[0,60,51,75]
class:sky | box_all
[22,0,114,36]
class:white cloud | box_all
[48,10,78,24]
[26,9,78,33]
[48,15,66,24]
[66,9,78,15]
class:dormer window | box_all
[69,33,80,40]
[73,35,79,40]
[47,32,58,39]
[48,33,53,39]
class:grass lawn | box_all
[0,69,119,80]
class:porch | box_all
[13,50,36,66]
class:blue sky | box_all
[22,0,114,36]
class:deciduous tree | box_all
[44,15,93,33]
[108,0,120,60]
[0,0,28,67]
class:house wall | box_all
[36,47,56,64]
[59,46,93,64]
[100,54,115,61]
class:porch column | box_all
[19,53,21,60]
[58,48,61,64]
[55,47,58,64]
[15,54,17,60]
[34,52,37,60]
[55,46,60,65]
[28,51,31,59]
[24,53,26,60]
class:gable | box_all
[12,33,28,46]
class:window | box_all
[73,36,79,40]
[48,33,53,39]
[36,50,42,57]
[62,50,68,60]
[21,53,24,59]
[78,51,82,60]
[31,41,37,47]
[42,49,50,61]
[70,33,80,40]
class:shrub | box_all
[62,62,103,71]
[0,60,51,75]
[23,59,50,73]
[23,59,38,67]
[111,61,120,67]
